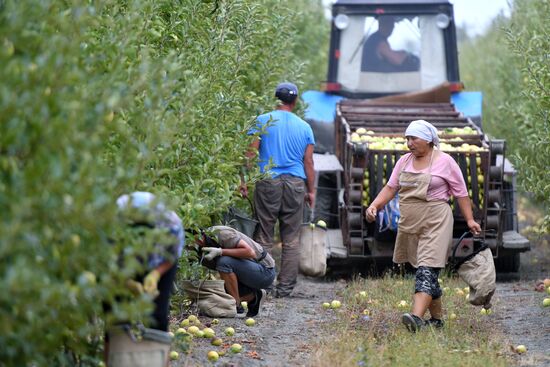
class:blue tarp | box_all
[451,91,483,118]
[302,90,345,123]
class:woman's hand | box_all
[365,206,377,223]
[467,219,481,235]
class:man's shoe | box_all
[402,313,424,333]
[425,317,444,329]
[273,288,291,298]
[246,289,266,317]
[235,305,246,318]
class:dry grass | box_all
[311,275,512,367]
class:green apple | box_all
[180,319,190,327]
[211,337,223,346]
[449,313,457,320]
[316,220,327,228]
[211,318,220,325]
[188,315,198,323]
[225,327,235,336]
[437,278,443,284]
[203,327,215,338]
[230,343,242,353]
[359,291,367,298]
[169,351,179,360]
[175,327,186,335]
[241,301,248,309]
[207,351,219,362]
[245,318,256,326]
[547,286,550,295]
[515,345,527,354]
[362,309,370,316]
[194,330,204,338]
[309,223,315,229]
[330,300,341,309]
[187,325,199,335]
[356,128,367,135]
[543,278,550,287]
[397,300,408,308]
[542,298,550,307]
[322,302,331,309]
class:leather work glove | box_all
[126,279,144,296]
[202,247,223,261]
[143,269,161,297]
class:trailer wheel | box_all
[495,253,520,273]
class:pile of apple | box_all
[168,313,256,362]
[349,127,488,152]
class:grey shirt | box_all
[209,225,275,269]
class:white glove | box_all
[202,247,223,261]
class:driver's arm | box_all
[377,41,408,65]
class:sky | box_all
[323,0,512,37]
[450,0,511,36]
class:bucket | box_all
[107,325,172,367]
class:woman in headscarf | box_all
[365,120,481,332]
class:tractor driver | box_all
[361,15,420,73]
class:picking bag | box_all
[451,233,496,308]
[299,223,327,277]
[180,279,237,318]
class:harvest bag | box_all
[108,325,171,367]
[299,223,327,277]
[374,195,400,242]
[180,279,237,318]
[451,232,496,308]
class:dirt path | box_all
[177,276,346,366]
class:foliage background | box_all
[0,0,328,365]
[458,0,549,231]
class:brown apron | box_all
[393,151,453,268]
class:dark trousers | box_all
[253,175,305,294]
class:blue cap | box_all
[275,82,298,96]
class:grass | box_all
[311,275,511,367]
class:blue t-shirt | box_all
[249,110,315,179]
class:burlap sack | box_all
[457,248,496,308]
[180,280,237,318]
[299,224,327,277]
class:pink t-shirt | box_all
[387,152,468,201]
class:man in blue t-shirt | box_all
[240,82,315,298]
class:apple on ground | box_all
[230,343,243,353]
[180,319,190,327]
[449,313,457,320]
[316,219,327,228]
[330,300,342,309]
[211,318,219,325]
[543,298,550,307]
[203,327,215,338]
[211,337,223,346]
[188,315,198,323]
[515,345,527,354]
[245,318,256,326]
[175,327,186,335]
[225,327,235,336]
[207,351,219,362]
[169,351,179,360]
[322,302,331,309]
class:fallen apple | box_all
[309,223,315,229]
[515,345,527,354]
[225,327,235,336]
[187,325,199,335]
[330,300,342,309]
[397,300,408,308]
[188,315,198,323]
[322,302,331,309]
[194,330,204,338]
[211,337,223,346]
[449,313,457,320]
[203,327,215,338]
[230,343,242,353]
[359,291,367,298]
[211,318,220,325]
[543,298,550,307]
[207,351,219,362]
[316,220,327,228]
[245,318,256,326]
[241,301,248,309]
[544,278,550,288]
[175,328,186,335]
[169,351,179,360]
[180,319,190,327]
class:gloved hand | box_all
[143,269,161,296]
[202,247,223,261]
[126,279,144,296]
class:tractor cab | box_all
[325,0,459,98]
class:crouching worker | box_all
[197,226,275,317]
